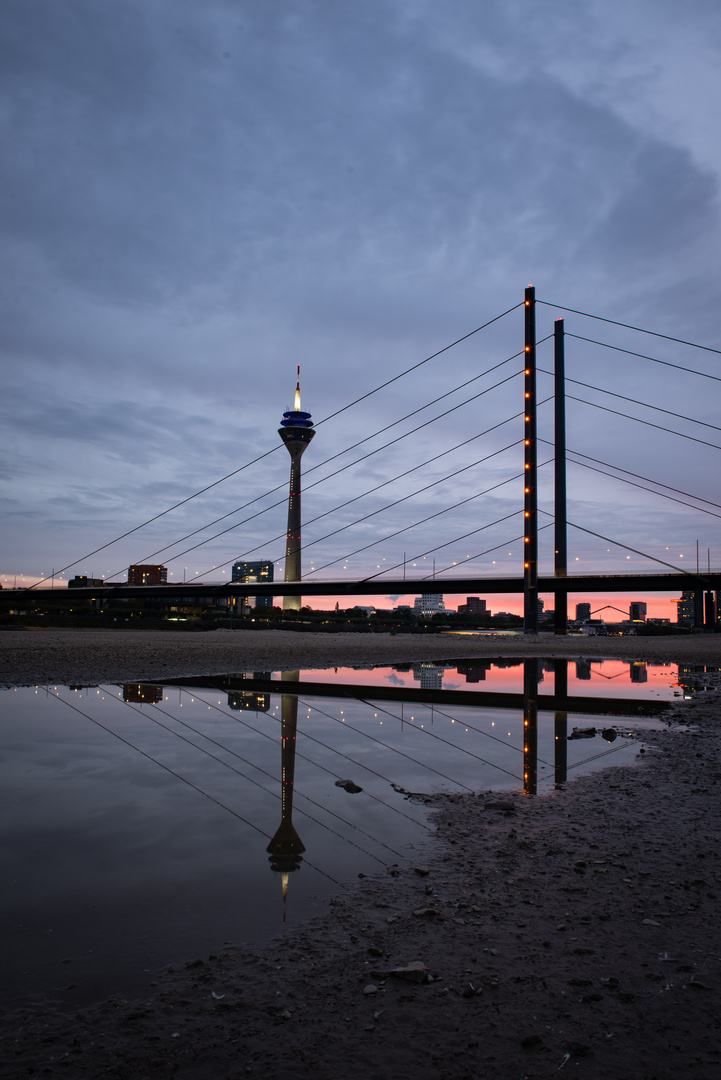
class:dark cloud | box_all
[0,1,719,593]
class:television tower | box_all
[278,366,315,612]
[266,672,305,924]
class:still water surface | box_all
[1,657,684,1007]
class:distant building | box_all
[232,560,274,608]
[630,662,648,683]
[456,661,492,683]
[457,596,487,615]
[413,593,445,616]
[228,692,271,713]
[629,601,647,622]
[412,663,445,690]
[575,659,592,680]
[575,603,591,622]
[677,590,695,626]
[68,575,105,588]
[128,564,167,585]
[123,684,163,704]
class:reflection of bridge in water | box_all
[161,657,707,835]
[118,657,719,916]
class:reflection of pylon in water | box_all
[267,671,305,923]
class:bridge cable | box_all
[205,695,433,831]
[314,302,524,427]
[311,502,522,579]
[564,333,721,382]
[124,354,526,569]
[112,691,405,863]
[546,443,721,512]
[538,511,707,578]
[121,371,525,577]
[563,456,721,521]
[54,688,343,885]
[537,369,721,433]
[539,438,721,517]
[194,396,554,580]
[31,304,522,588]
[413,700,555,769]
[154,423,522,583]
[349,697,523,781]
[536,300,721,357]
[426,520,554,579]
[297,698,491,788]
[565,394,721,451]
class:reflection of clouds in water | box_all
[385,673,406,686]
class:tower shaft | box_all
[278,368,315,612]
[282,443,308,610]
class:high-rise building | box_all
[677,590,695,625]
[413,593,445,616]
[232,560,274,608]
[128,564,167,585]
[575,602,591,622]
[457,596,487,614]
[68,575,104,588]
[278,368,315,612]
[629,601,647,622]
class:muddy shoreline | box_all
[1,631,719,1079]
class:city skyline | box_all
[1,2,719,609]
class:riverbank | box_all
[1,626,720,685]
[1,632,719,1079]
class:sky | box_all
[2,0,720,618]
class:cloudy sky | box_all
[2,0,719,615]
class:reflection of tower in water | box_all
[267,671,305,922]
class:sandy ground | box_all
[2,626,721,685]
[1,630,720,1079]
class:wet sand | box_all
[1,629,719,1079]
[2,626,721,685]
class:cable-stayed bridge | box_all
[8,287,721,631]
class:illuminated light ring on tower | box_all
[278,366,315,612]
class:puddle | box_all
[0,657,698,1007]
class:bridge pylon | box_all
[523,286,538,633]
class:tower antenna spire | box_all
[294,365,301,412]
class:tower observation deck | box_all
[278,366,315,612]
